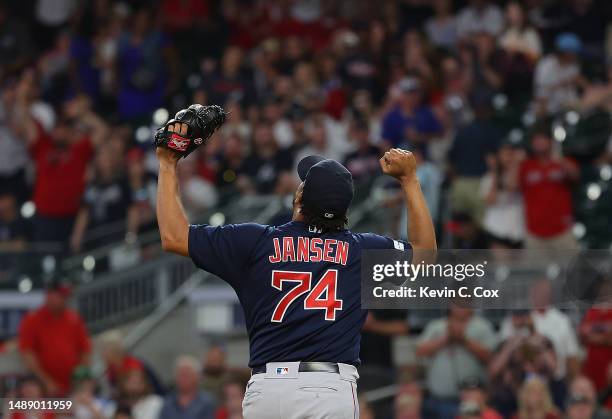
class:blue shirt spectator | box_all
[117,9,168,120]
[159,392,216,419]
[159,355,216,419]
[381,78,442,148]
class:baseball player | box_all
[154,104,436,418]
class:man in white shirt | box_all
[500,278,580,380]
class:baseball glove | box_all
[154,104,227,158]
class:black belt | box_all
[252,361,340,375]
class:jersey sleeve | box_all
[188,223,269,288]
[355,232,412,252]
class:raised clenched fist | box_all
[379,148,417,181]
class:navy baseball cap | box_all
[297,155,354,220]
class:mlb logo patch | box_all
[393,240,405,251]
[276,367,289,375]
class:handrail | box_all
[61,228,162,271]
[123,270,210,350]
[73,254,195,333]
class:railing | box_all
[74,254,196,333]
[123,270,210,350]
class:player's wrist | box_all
[158,160,179,172]
[399,174,418,186]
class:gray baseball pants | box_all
[242,362,360,419]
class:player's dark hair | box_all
[301,203,348,233]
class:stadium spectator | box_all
[580,61,612,113]
[417,299,497,419]
[70,366,112,419]
[534,33,587,115]
[519,124,580,250]
[238,122,293,195]
[360,310,409,371]
[598,364,612,410]
[480,143,525,248]
[489,310,558,416]
[177,156,219,218]
[514,377,560,419]
[563,0,608,55]
[456,0,504,40]
[425,0,458,50]
[263,97,294,149]
[18,281,91,395]
[447,212,490,249]
[395,382,424,419]
[159,355,216,419]
[580,308,612,392]
[402,30,435,87]
[449,92,502,223]
[114,369,163,419]
[0,77,33,204]
[202,345,229,403]
[214,374,248,419]
[115,8,173,121]
[468,32,506,94]
[0,4,33,76]
[70,145,138,252]
[220,101,252,142]
[381,77,442,150]
[0,194,27,251]
[17,93,106,246]
[501,279,581,382]
[565,375,612,419]
[499,2,542,62]
[458,377,503,419]
[343,119,381,183]
[203,46,254,106]
[293,119,346,167]
[100,330,145,394]
[68,6,104,104]
[32,0,76,52]
[161,0,210,34]
[3,375,55,419]
[215,133,247,191]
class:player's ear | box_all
[294,182,304,206]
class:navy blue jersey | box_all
[188,220,412,367]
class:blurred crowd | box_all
[3,257,612,419]
[1,0,612,418]
[0,0,611,263]
[3,281,250,419]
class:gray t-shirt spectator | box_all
[418,316,497,398]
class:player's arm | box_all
[379,149,437,254]
[155,104,226,257]
[156,123,189,256]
